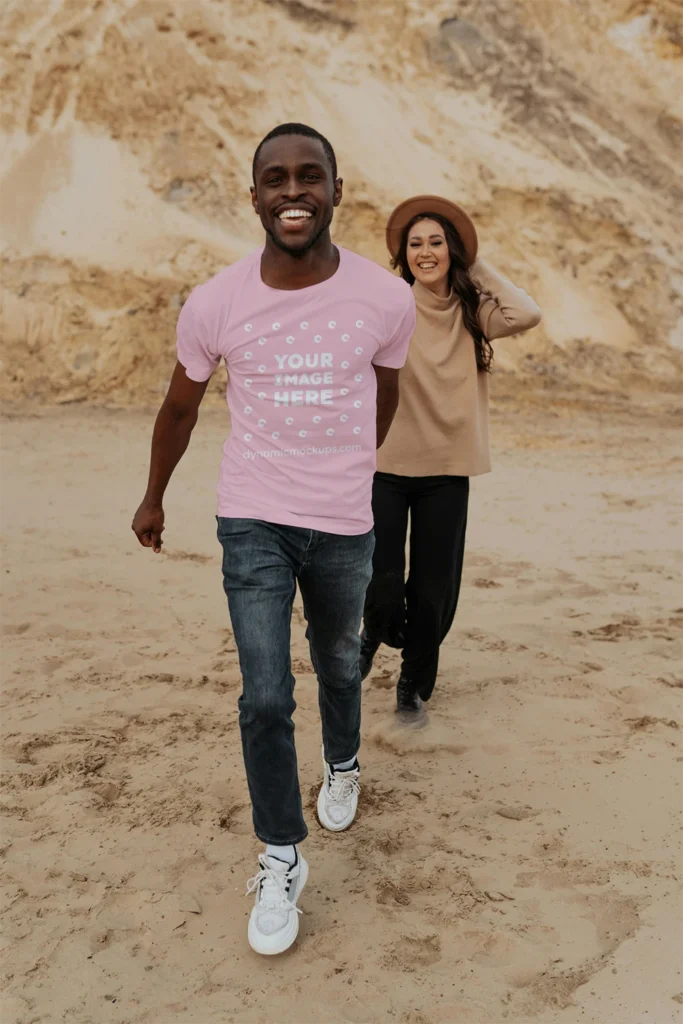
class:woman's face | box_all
[405,218,451,293]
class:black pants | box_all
[363,472,469,701]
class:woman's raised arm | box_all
[471,259,542,341]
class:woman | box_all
[361,195,542,719]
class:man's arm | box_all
[131,361,210,552]
[374,365,400,449]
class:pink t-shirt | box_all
[177,246,416,535]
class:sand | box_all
[1,1,682,1019]
[1,399,681,1024]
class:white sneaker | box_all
[317,754,360,832]
[246,851,308,955]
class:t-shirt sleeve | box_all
[176,291,220,382]
[372,289,416,369]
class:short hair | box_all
[252,123,338,183]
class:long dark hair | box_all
[392,212,493,372]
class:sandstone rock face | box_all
[1,0,680,405]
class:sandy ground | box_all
[1,400,682,1024]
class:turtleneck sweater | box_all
[377,259,541,477]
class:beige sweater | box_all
[377,259,542,477]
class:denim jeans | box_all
[217,517,374,845]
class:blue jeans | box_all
[217,517,374,845]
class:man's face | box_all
[251,135,342,254]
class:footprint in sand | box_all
[455,928,550,991]
[376,876,412,906]
[1,998,31,1021]
[495,805,539,821]
[1,622,30,636]
[382,932,441,970]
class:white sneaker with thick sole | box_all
[317,753,360,832]
[246,850,308,955]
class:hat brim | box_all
[386,195,478,267]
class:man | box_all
[132,123,415,955]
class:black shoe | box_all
[359,631,381,681]
[396,675,424,721]
[416,683,433,703]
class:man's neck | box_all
[260,233,340,291]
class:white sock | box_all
[265,843,296,866]
[332,756,357,772]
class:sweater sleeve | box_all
[470,258,542,341]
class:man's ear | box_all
[333,177,343,208]
[250,184,259,215]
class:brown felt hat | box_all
[386,194,478,267]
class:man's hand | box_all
[131,362,210,556]
[132,500,165,553]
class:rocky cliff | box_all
[1,0,681,405]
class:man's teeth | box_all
[279,210,313,220]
